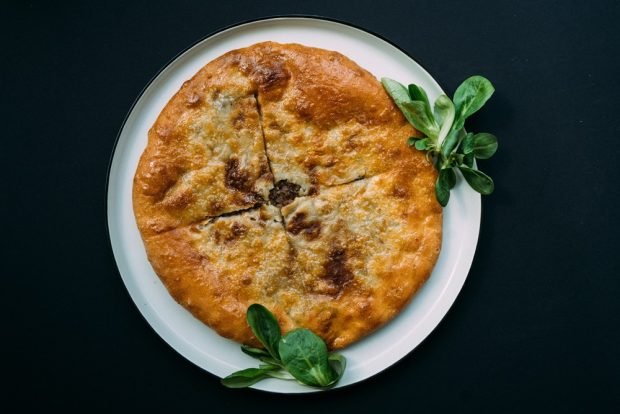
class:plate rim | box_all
[105,14,481,393]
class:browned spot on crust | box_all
[258,208,273,222]
[303,164,320,189]
[345,133,360,151]
[225,222,248,242]
[316,309,334,335]
[224,158,265,205]
[212,229,221,244]
[258,163,273,183]
[269,180,301,207]
[211,200,223,212]
[225,158,264,206]
[242,192,263,205]
[258,162,270,177]
[186,92,201,106]
[392,186,408,198]
[323,247,353,292]
[162,188,195,209]
[232,112,245,127]
[252,61,290,92]
[225,158,250,191]
[324,157,337,167]
[268,120,281,131]
[210,88,221,99]
[388,147,403,158]
[286,212,321,240]
[144,219,174,234]
[294,97,313,121]
[137,161,183,199]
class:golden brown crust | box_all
[133,56,273,236]
[133,42,441,349]
[280,167,441,348]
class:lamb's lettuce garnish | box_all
[382,76,498,206]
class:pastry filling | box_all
[268,180,301,207]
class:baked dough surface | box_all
[133,42,442,349]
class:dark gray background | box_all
[4,1,619,412]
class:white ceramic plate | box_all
[107,16,481,393]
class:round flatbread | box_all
[133,42,442,349]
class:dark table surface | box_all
[5,1,619,412]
